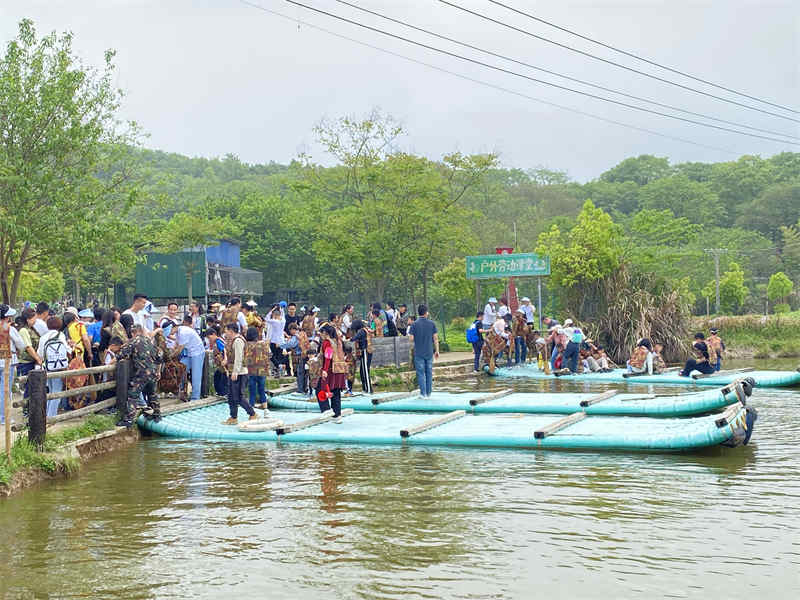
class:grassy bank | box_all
[693,314,800,359]
[0,414,117,486]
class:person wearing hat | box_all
[707,328,725,371]
[519,297,535,325]
[64,307,93,366]
[1,304,28,425]
[482,297,498,330]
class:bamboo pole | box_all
[46,380,115,401]
[17,363,115,385]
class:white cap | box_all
[488,297,498,303]
[4,307,17,318]
[516,308,525,313]
[564,318,573,326]
[521,297,530,302]
[65,306,79,317]
[312,306,320,313]
[246,300,257,307]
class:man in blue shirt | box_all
[408,304,439,398]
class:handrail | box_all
[18,363,115,385]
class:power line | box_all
[238,0,740,155]
[331,0,799,141]
[283,0,798,145]
[437,0,800,125]
[488,0,799,115]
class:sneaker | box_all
[321,409,334,418]
[141,406,155,415]
[221,418,238,425]
[334,416,343,424]
[262,408,271,416]
[248,414,259,421]
[116,420,133,428]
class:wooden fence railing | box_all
[12,351,215,449]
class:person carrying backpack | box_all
[37,316,70,417]
[467,312,485,372]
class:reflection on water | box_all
[1,372,799,599]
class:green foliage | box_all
[17,269,65,303]
[600,154,672,186]
[774,303,791,314]
[739,183,800,241]
[702,262,748,314]
[0,19,143,303]
[767,271,793,303]
[637,176,723,224]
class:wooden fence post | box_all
[27,370,47,449]
[115,359,130,416]
[393,337,400,368]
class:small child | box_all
[306,347,321,397]
[707,328,725,371]
[204,327,227,397]
[652,343,667,374]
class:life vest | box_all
[220,308,238,328]
[331,337,348,374]
[297,330,310,357]
[245,340,271,375]
[0,322,10,360]
[301,314,316,336]
[629,345,649,369]
[652,352,667,374]
[225,334,246,371]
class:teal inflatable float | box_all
[138,396,756,452]
[267,382,747,417]
[491,366,800,387]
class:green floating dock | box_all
[493,367,800,388]
[138,400,752,452]
[267,385,744,417]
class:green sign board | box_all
[466,253,550,279]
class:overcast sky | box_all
[2,0,798,180]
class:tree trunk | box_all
[186,272,193,303]
[9,242,31,305]
[422,269,429,307]
[74,269,81,307]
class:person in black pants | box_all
[680,334,716,377]
[221,323,256,425]
[349,319,372,393]
[562,339,580,373]
[471,311,485,372]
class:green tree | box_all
[712,155,775,225]
[535,200,623,314]
[702,262,748,314]
[305,111,495,303]
[767,271,793,309]
[780,221,800,282]
[737,183,800,242]
[0,19,142,303]
[637,176,723,224]
[599,155,672,186]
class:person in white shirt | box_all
[266,305,287,375]
[492,314,512,367]
[1,305,27,424]
[340,304,354,335]
[482,297,498,329]
[519,297,535,325]
[33,301,50,337]
[169,315,206,401]
[123,293,151,332]
[497,299,510,320]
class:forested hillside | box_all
[124,130,799,319]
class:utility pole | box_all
[704,248,728,314]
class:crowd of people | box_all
[468,296,726,377]
[0,295,440,428]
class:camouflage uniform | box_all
[118,334,163,424]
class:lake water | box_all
[1,360,799,599]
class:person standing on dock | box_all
[409,305,440,398]
[316,324,348,423]
[482,297,498,331]
[221,323,256,425]
[117,324,162,428]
